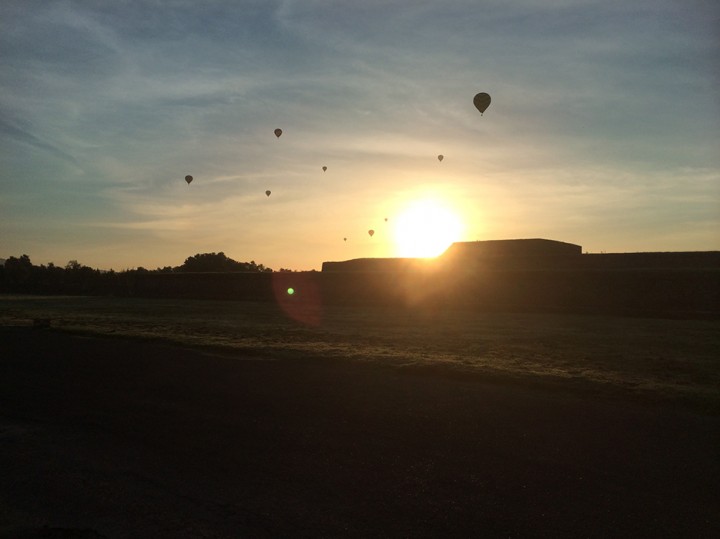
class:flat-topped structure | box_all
[442,238,582,258]
[322,238,583,272]
[322,238,720,272]
[321,257,432,273]
[438,239,582,271]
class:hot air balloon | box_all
[274,128,282,138]
[185,175,193,184]
[368,229,375,237]
[473,92,491,115]
[343,237,347,242]
[437,155,444,162]
[265,190,271,197]
[384,217,388,222]
[322,166,327,172]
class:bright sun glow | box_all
[393,199,464,258]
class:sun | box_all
[392,199,464,258]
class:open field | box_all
[2,322,720,537]
[1,294,719,412]
[2,294,719,536]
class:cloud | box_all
[0,0,717,269]
[0,117,81,167]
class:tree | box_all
[6,254,32,269]
[3,255,33,291]
[65,260,82,271]
[178,252,273,272]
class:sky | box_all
[1,0,719,271]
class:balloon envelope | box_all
[322,166,327,172]
[437,155,444,162]
[184,175,193,184]
[473,92,491,114]
[265,190,271,197]
[274,128,282,138]
[368,229,375,237]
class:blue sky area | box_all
[1,0,718,270]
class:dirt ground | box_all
[1,326,718,538]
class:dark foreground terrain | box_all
[1,327,718,538]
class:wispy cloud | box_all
[1,0,718,268]
[0,118,81,167]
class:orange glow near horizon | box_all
[392,199,464,258]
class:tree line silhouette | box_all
[0,252,293,295]
[3,250,717,316]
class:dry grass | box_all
[1,294,719,411]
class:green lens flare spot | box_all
[287,288,295,295]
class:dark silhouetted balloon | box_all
[185,175,193,184]
[265,190,271,197]
[343,237,347,242]
[274,128,282,138]
[368,229,374,237]
[437,155,444,162]
[384,217,388,222]
[322,166,327,172]
[473,92,491,115]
